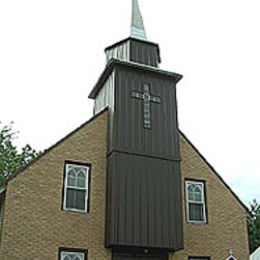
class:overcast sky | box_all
[1,0,260,206]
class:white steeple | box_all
[131,0,147,40]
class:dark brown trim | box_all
[59,247,88,260]
[188,257,210,260]
[5,107,108,185]
[107,243,178,253]
[112,246,169,258]
[105,37,160,52]
[0,190,6,243]
[61,161,91,214]
[107,149,181,162]
[179,130,249,213]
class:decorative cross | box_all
[131,83,162,129]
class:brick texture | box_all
[170,133,249,260]
[0,112,249,260]
[0,110,110,259]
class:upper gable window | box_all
[63,162,90,213]
[186,180,206,223]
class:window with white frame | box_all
[186,180,206,223]
[63,162,90,213]
[225,250,237,260]
[60,250,85,260]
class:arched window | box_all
[225,250,237,260]
[67,170,77,187]
[63,162,90,213]
[186,180,206,223]
[60,250,85,260]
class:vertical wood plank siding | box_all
[105,38,160,68]
[102,38,183,251]
[129,41,159,67]
[94,71,115,115]
[106,152,183,250]
[105,62,183,250]
[112,67,180,161]
[106,41,130,64]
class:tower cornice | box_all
[88,59,182,99]
[104,37,159,56]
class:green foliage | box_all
[0,123,41,181]
[248,199,260,253]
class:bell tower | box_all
[89,0,183,257]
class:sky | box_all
[0,0,260,206]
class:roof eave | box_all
[179,130,250,214]
[89,59,182,99]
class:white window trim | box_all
[226,257,237,260]
[63,163,90,213]
[185,180,207,223]
[60,250,85,260]
[225,250,237,260]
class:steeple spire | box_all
[104,0,161,67]
[131,0,147,40]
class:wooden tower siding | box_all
[89,37,183,251]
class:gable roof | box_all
[179,130,249,213]
[2,107,248,215]
[5,108,108,184]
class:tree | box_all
[0,123,41,182]
[248,199,260,253]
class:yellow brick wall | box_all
[0,112,249,260]
[170,133,249,260]
[0,110,110,259]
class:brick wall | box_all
[170,133,249,260]
[0,110,110,259]
[0,111,249,260]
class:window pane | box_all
[189,203,204,221]
[77,171,86,188]
[194,185,202,193]
[67,171,77,187]
[61,251,84,260]
[66,189,77,209]
[187,184,194,199]
[76,189,86,210]
[188,183,202,202]
[194,190,202,202]
[66,188,86,211]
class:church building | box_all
[0,1,249,259]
